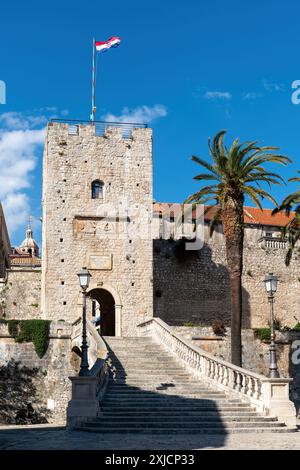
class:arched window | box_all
[91,180,104,199]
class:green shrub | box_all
[293,322,300,332]
[183,321,197,327]
[253,328,271,342]
[16,320,51,358]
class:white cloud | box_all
[2,193,31,236]
[262,79,285,93]
[242,92,264,101]
[204,91,232,101]
[0,112,47,130]
[102,104,167,124]
[0,113,45,234]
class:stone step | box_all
[106,386,215,392]
[103,393,227,401]
[92,336,293,435]
[99,408,258,420]
[106,346,155,349]
[108,352,175,356]
[75,426,295,434]
[101,401,251,409]
[104,337,153,341]
[101,408,256,415]
[108,361,180,366]
[108,380,199,384]
[104,392,227,399]
[82,421,284,429]
[109,370,191,380]
[107,351,164,355]
[91,416,277,423]
[109,368,187,373]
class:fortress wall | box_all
[1,268,42,320]
[153,225,300,328]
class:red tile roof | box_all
[10,254,41,267]
[153,203,295,228]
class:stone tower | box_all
[41,122,153,336]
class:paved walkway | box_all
[0,425,300,450]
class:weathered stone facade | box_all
[154,223,300,329]
[0,321,74,424]
[41,123,153,336]
[3,267,41,319]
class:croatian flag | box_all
[95,36,121,52]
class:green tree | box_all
[273,172,300,265]
[186,130,290,366]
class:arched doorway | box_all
[88,288,116,336]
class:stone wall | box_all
[42,123,153,336]
[153,223,300,329]
[0,321,74,424]
[1,268,42,320]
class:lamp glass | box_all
[77,267,91,290]
[264,273,277,294]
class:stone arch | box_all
[86,283,122,336]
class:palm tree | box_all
[186,130,290,366]
[273,172,300,266]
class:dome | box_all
[19,224,39,257]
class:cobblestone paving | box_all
[0,425,300,450]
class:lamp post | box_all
[264,273,280,378]
[77,267,91,376]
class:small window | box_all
[91,180,104,199]
[265,231,274,238]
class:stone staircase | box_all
[77,336,295,434]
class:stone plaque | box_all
[88,254,112,270]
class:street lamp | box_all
[77,267,92,376]
[264,273,280,378]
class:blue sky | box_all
[1,0,300,246]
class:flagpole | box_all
[91,37,96,123]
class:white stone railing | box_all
[67,317,109,429]
[258,236,287,249]
[71,316,108,365]
[138,317,297,428]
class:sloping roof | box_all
[10,254,41,267]
[153,202,295,228]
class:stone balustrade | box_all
[138,317,297,428]
[67,317,109,429]
[258,236,287,249]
